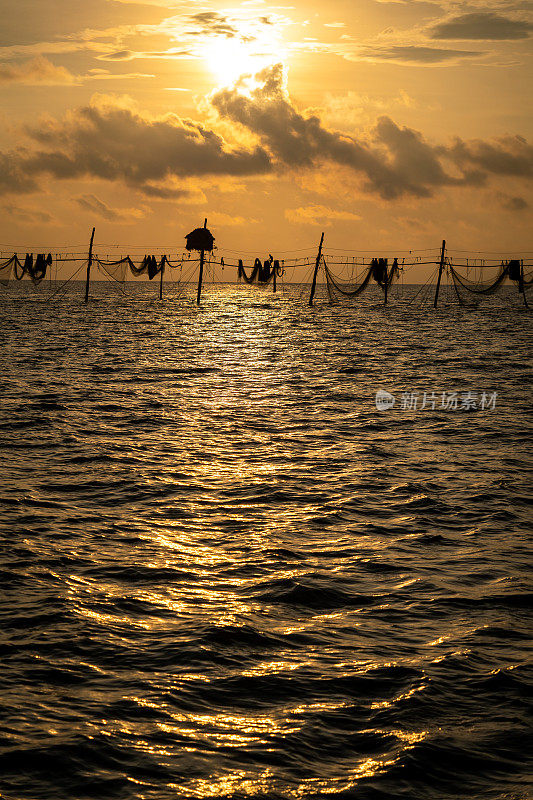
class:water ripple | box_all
[0,283,531,800]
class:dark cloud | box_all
[212,64,474,199]
[186,12,239,38]
[8,96,271,196]
[0,152,39,194]
[138,183,192,199]
[431,12,532,40]
[355,45,481,64]
[444,135,533,177]
[0,67,531,204]
[75,193,142,220]
[98,49,135,61]
[2,203,53,223]
[499,194,529,211]
[77,193,117,219]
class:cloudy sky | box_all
[0,0,531,259]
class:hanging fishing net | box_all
[324,260,373,303]
[450,262,508,303]
[450,262,509,306]
[7,253,52,285]
[508,260,533,305]
[95,255,166,282]
[323,256,402,304]
[450,259,533,306]
[0,255,17,286]
[95,256,131,283]
[237,257,282,285]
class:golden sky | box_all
[0,0,531,259]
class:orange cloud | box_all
[0,56,77,85]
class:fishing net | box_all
[510,261,533,305]
[449,259,533,306]
[96,255,166,282]
[324,260,373,303]
[95,256,131,283]
[4,253,52,285]
[237,257,284,285]
[323,256,403,304]
[0,255,17,286]
[133,255,166,280]
[450,262,508,304]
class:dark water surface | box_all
[0,283,531,800]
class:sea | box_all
[0,280,531,800]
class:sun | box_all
[204,38,263,86]
[203,23,287,87]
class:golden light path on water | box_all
[1,282,531,799]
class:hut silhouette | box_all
[186,220,214,305]
[186,227,215,253]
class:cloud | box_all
[2,203,54,223]
[86,68,155,80]
[211,65,475,199]
[0,153,39,194]
[0,56,153,87]
[136,182,193,199]
[431,12,533,40]
[0,38,113,60]
[75,193,147,222]
[498,194,529,211]
[0,67,531,207]
[289,31,485,68]
[285,205,361,225]
[0,93,271,197]
[110,0,183,4]
[186,11,240,38]
[208,212,258,226]
[352,45,482,64]
[375,0,531,7]
[0,56,77,85]
[98,50,135,61]
[444,135,533,177]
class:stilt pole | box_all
[196,218,207,306]
[384,261,389,306]
[433,239,446,308]
[309,232,325,307]
[520,259,529,308]
[197,250,205,305]
[159,258,164,300]
[85,227,95,303]
[272,255,276,293]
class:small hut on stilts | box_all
[186,220,215,305]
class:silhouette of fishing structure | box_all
[0,227,531,309]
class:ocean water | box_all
[0,281,531,800]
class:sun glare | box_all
[203,24,286,86]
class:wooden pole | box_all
[520,259,529,308]
[433,239,446,308]
[272,256,276,293]
[384,260,388,306]
[309,232,325,307]
[85,226,95,303]
[197,249,205,305]
[196,218,207,306]
[159,258,164,300]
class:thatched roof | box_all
[185,227,215,252]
